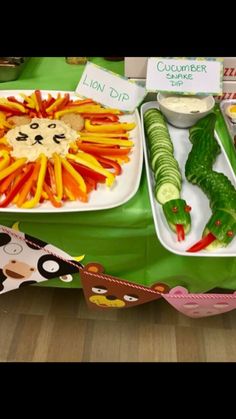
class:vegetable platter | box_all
[140,101,236,257]
[0,90,143,213]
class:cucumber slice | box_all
[155,183,180,204]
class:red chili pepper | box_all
[176,224,185,242]
[69,161,106,183]
[186,232,216,252]
[95,155,122,176]
[0,165,34,207]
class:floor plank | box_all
[0,287,235,362]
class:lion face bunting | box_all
[0,225,83,294]
[80,263,169,310]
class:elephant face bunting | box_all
[0,226,83,295]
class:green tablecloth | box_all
[1,57,236,293]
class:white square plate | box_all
[140,101,236,257]
[0,90,143,213]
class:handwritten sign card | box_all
[76,62,147,112]
[146,57,223,95]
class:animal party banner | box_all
[0,224,83,294]
[76,62,147,112]
[146,57,224,95]
[1,224,236,319]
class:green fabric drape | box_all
[1,57,236,293]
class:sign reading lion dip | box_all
[146,57,223,95]
[76,62,147,112]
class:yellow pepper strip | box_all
[103,155,130,164]
[60,158,87,193]
[22,155,47,209]
[0,137,8,145]
[79,132,129,138]
[77,151,102,167]
[78,137,133,147]
[0,98,27,114]
[55,106,121,119]
[31,92,39,112]
[20,93,35,109]
[0,150,10,171]
[46,95,64,113]
[53,153,63,201]
[0,112,12,129]
[85,119,136,133]
[0,157,26,181]
[67,153,115,187]
[64,186,75,201]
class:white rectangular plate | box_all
[140,101,236,257]
[0,90,143,213]
[220,99,236,150]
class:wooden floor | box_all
[0,286,236,362]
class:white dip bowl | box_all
[157,92,215,128]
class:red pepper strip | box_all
[0,165,34,207]
[176,224,185,242]
[43,96,55,109]
[35,90,47,117]
[67,99,94,106]
[90,118,120,125]
[54,93,70,111]
[69,161,106,183]
[82,113,119,122]
[43,182,62,208]
[95,156,122,176]
[7,96,26,107]
[84,176,97,192]
[78,143,131,156]
[0,167,23,194]
[186,232,216,253]
[0,105,23,115]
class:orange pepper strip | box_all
[53,153,63,201]
[17,162,40,207]
[43,183,62,208]
[60,157,87,193]
[62,169,88,202]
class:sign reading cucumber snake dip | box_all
[146,57,223,95]
[76,62,147,112]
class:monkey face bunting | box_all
[0,225,83,294]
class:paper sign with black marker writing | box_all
[146,57,223,95]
